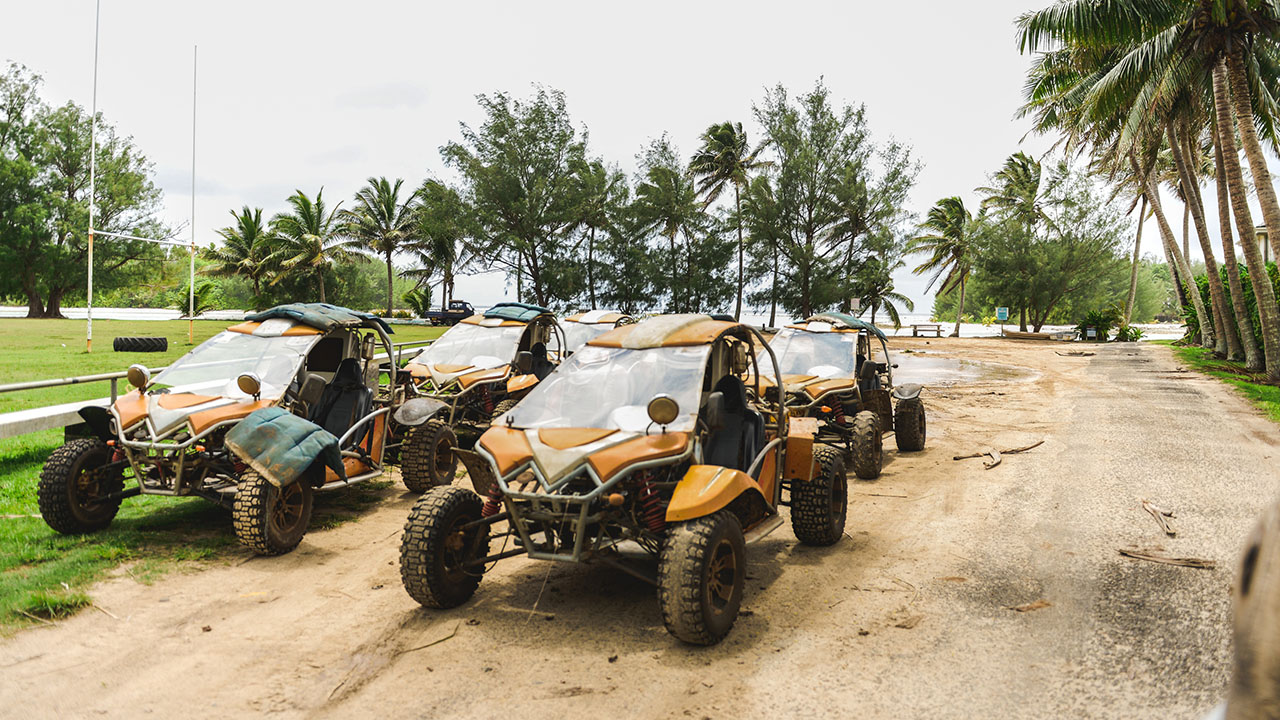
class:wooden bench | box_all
[911,324,944,338]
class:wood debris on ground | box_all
[1118,547,1215,569]
[1141,499,1177,537]
[953,439,1045,469]
[1008,599,1052,612]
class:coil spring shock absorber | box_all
[829,396,847,426]
[637,472,666,533]
[482,482,503,517]
[482,386,494,415]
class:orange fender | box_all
[666,465,766,523]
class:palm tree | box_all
[270,189,364,304]
[908,197,976,337]
[573,160,627,309]
[1017,0,1280,377]
[855,256,914,328]
[689,122,768,320]
[411,179,476,310]
[977,152,1052,231]
[635,158,702,313]
[1212,114,1262,369]
[977,152,1059,331]
[205,206,276,304]
[342,177,419,316]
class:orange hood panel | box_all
[114,390,147,429]
[588,432,689,483]
[537,428,616,450]
[479,427,534,476]
[188,399,273,435]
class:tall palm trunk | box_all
[1125,195,1146,325]
[734,184,743,320]
[317,270,326,305]
[668,230,679,312]
[1169,124,1233,356]
[385,250,395,317]
[1214,58,1280,380]
[953,275,967,337]
[1182,199,1190,260]
[1213,120,1261,368]
[587,227,597,309]
[1228,48,1280,261]
[1141,172,1209,346]
[768,242,778,327]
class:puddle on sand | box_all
[893,354,1036,386]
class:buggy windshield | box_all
[763,328,859,379]
[150,331,319,400]
[562,322,612,353]
[503,344,710,433]
[414,323,525,370]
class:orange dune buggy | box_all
[399,314,848,645]
[393,303,564,490]
[760,312,926,479]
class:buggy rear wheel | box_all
[232,471,313,556]
[402,420,458,492]
[400,486,490,608]
[791,447,848,546]
[657,510,745,645]
[37,438,125,534]
[850,410,883,480]
[894,398,927,451]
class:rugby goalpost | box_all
[86,0,197,351]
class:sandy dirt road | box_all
[2,339,1275,719]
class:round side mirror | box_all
[647,394,679,426]
[237,372,262,398]
[126,364,150,391]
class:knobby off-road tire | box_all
[37,438,125,534]
[791,447,848,546]
[850,410,883,480]
[400,486,489,608]
[895,398,927,452]
[401,419,458,492]
[112,336,167,352]
[657,510,746,645]
[232,471,313,556]
[492,398,518,421]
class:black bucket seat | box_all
[310,357,373,443]
[702,375,765,476]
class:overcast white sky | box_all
[4,0,1248,315]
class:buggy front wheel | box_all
[791,447,848,546]
[657,510,746,645]
[232,472,313,556]
[850,410,883,480]
[37,438,125,534]
[400,486,490,608]
[401,420,458,492]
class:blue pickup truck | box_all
[422,300,475,326]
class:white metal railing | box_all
[0,338,434,440]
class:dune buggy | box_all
[560,310,635,354]
[399,314,849,645]
[41,303,402,555]
[759,312,926,479]
[395,303,564,490]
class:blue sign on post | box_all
[996,307,1009,322]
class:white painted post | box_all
[188,45,197,344]
[87,0,100,352]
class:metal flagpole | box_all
[189,45,197,344]
[87,0,100,353]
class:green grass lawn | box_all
[0,317,444,633]
[1168,342,1280,423]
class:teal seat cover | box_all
[225,407,346,486]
